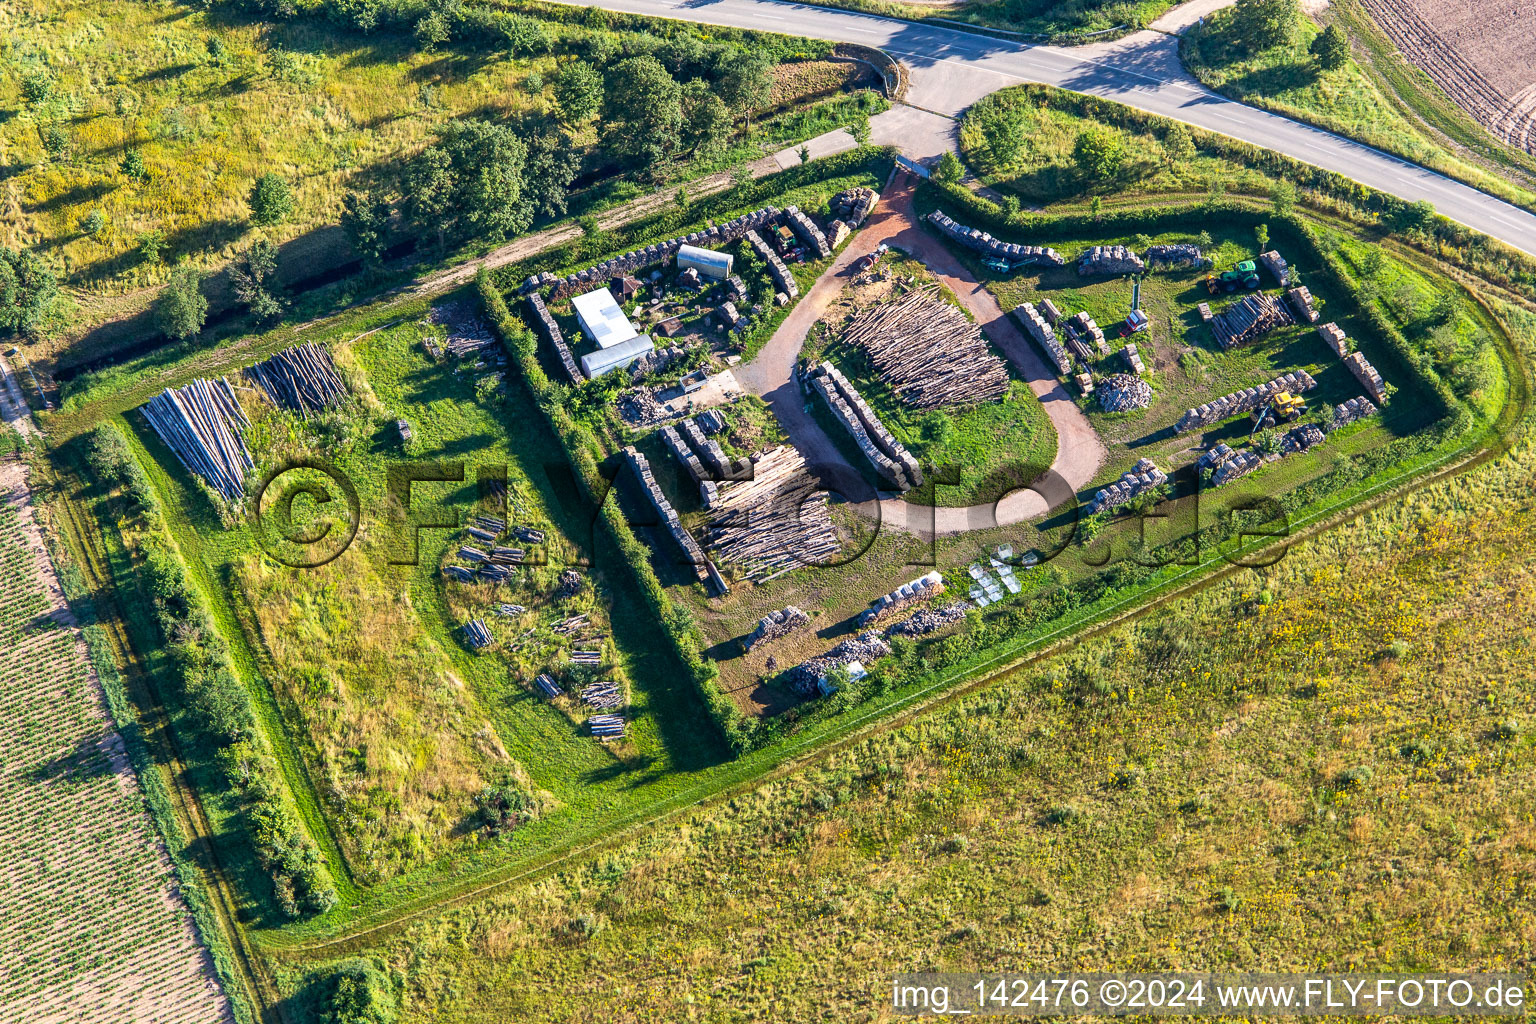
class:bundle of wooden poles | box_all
[243,342,348,416]
[702,446,841,578]
[842,284,1009,408]
[139,378,253,502]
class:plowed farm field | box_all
[0,460,231,1023]
[1359,0,1536,153]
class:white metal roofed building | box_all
[581,334,655,378]
[677,244,733,279]
[572,287,639,349]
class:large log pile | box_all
[1211,293,1294,350]
[243,343,347,416]
[857,570,944,627]
[1146,243,1206,269]
[743,229,799,300]
[785,631,891,696]
[1332,395,1378,427]
[1258,250,1291,286]
[841,284,1009,408]
[1085,457,1167,515]
[1011,301,1072,375]
[1344,351,1389,403]
[807,362,921,492]
[525,293,584,384]
[1079,245,1145,276]
[785,206,831,259]
[1174,371,1317,434]
[744,605,810,651]
[700,445,840,579]
[1096,373,1152,412]
[925,210,1064,266]
[521,206,782,300]
[1317,321,1350,357]
[139,378,253,502]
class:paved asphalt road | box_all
[567,0,1536,256]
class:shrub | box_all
[248,173,295,225]
[1336,765,1373,788]
[1493,719,1522,741]
[154,262,208,339]
[323,959,398,1024]
[1309,24,1350,71]
[21,69,53,104]
[1073,126,1125,181]
[1044,803,1082,826]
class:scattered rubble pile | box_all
[1174,371,1318,434]
[701,445,840,581]
[1259,250,1291,286]
[785,631,891,696]
[244,343,348,415]
[1317,321,1350,357]
[1145,243,1205,269]
[1096,373,1153,412]
[1012,301,1072,375]
[1286,285,1319,323]
[843,284,1009,408]
[616,388,669,428]
[743,229,799,300]
[139,378,253,502]
[785,205,831,258]
[1333,395,1378,427]
[830,187,880,227]
[432,300,499,358]
[807,362,922,492]
[925,210,1064,266]
[1086,458,1167,515]
[628,344,684,379]
[1344,351,1390,403]
[1079,244,1145,276]
[1062,310,1108,363]
[525,293,584,384]
[857,570,945,627]
[744,605,810,651]
[522,207,781,300]
[1211,293,1295,350]
[622,447,723,594]
[883,601,969,638]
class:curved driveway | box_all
[564,0,1536,257]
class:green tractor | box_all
[1205,259,1262,294]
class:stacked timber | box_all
[857,570,945,627]
[1286,285,1319,323]
[570,649,603,666]
[244,343,347,415]
[443,565,475,583]
[785,631,891,696]
[1332,395,1378,428]
[744,606,810,651]
[1146,243,1205,269]
[1120,343,1146,375]
[701,446,840,578]
[1064,311,1108,358]
[534,674,561,699]
[1085,458,1167,515]
[830,187,880,227]
[1096,373,1152,413]
[1011,301,1072,376]
[807,363,921,492]
[478,563,515,583]
[525,293,584,384]
[1197,302,1213,323]
[924,210,1064,266]
[581,682,624,709]
[494,603,527,617]
[1196,443,1236,476]
[523,206,782,300]
[1040,299,1064,326]
[1078,245,1145,276]
[1211,293,1294,350]
[1209,447,1268,487]
[1279,421,1326,455]
[622,447,720,592]
[883,601,969,638]
[743,229,799,299]
[785,206,831,258]
[1258,250,1291,286]
[841,284,1008,409]
[1174,371,1317,434]
[462,620,492,650]
[588,714,626,739]
[1207,423,1330,488]
[139,378,253,502]
[660,425,709,485]
[679,418,733,479]
[1317,321,1350,357]
[1344,352,1389,403]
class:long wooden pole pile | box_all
[244,342,348,416]
[842,285,1009,408]
[702,446,841,574]
[139,377,253,502]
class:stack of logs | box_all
[139,378,253,502]
[830,187,880,227]
[1202,422,1330,488]
[1011,302,1072,376]
[1146,243,1205,269]
[857,570,944,627]
[785,630,891,696]
[1344,351,1389,403]
[1211,293,1294,350]
[807,362,922,492]
[1174,371,1317,434]
[842,284,1008,408]
[581,682,623,709]
[1096,373,1153,413]
[1086,458,1167,515]
[925,210,1064,266]
[1079,245,1145,276]
[701,445,840,580]
[1286,286,1319,323]
[244,343,348,415]
[743,229,799,300]
[1258,250,1291,286]
[1333,395,1378,427]
[883,602,969,637]
[785,206,831,259]
[621,447,723,595]
[462,620,492,650]
[1062,311,1108,363]
[1317,322,1350,357]
[525,293,584,384]
[744,606,810,651]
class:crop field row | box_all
[0,460,231,1023]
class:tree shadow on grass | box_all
[25,733,117,785]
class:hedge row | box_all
[84,424,339,919]
[475,272,759,752]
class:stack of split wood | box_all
[139,378,253,502]
[622,447,726,595]
[1086,458,1167,515]
[701,445,840,580]
[1211,293,1294,350]
[525,293,584,384]
[858,570,945,627]
[1317,322,1350,357]
[1285,286,1319,323]
[842,284,1008,408]
[243,343,347,415]
[1344,351,1389,403]
[1078,245,1145,276]
[743,229,799,300]
[462,620,493,650]
[580,682,624,709]
[744,606,810,651]
[1258,250,1291,286]
[785,206,831,259]
[1332,395,1378,428]
[925,210,1063,266]
[807,362,922,492]
[1146,243,1205,269]
[1012,302,1072,376]
[785,631,891,696]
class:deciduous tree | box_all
[601,56,683,171]
[249,173,294,225]
[154,262,207,339]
